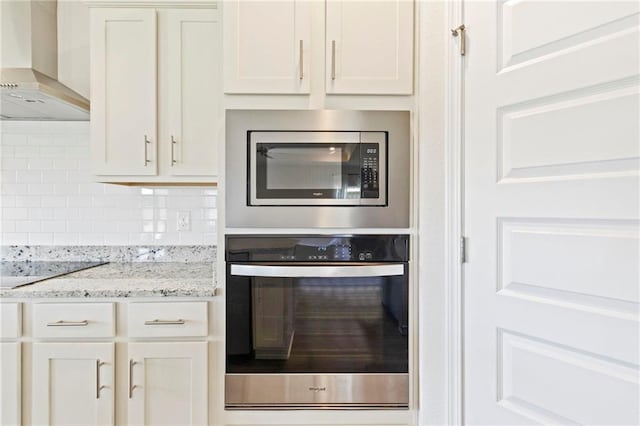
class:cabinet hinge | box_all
[460,236,467,263]
[451,24,466,56]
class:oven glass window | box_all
[226,275,408,374]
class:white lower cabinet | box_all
[32,342,115,425]
[128,342,208,426]
[0,342,21,426]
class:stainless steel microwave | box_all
[226,110,410,228]
[249,131,387,206]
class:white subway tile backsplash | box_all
[1,197,15,208]
[2,233,29,244]
[27,183,54,195]
[28,233,53,245]
[2,208,28,220]
[29,208,54,220]
[1,171,17,183]
[2,158,28,170]
[15,146,40,158]
[15,196,41,208]
[1,183,27,195]
[16,170,42,183]
[53,233,79,245]
[1,122,217,246]
[78,233,105,245]
[27,158,53,170]
[15,220,41,232]
[41,221,67,233]
[39,146,67,158]
[40,196,67,208]
[0,134,28,145]
[53,207,79,220]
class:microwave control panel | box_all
[361,143,380,198]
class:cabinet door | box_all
[0,343,20,426]
[326,0,414,94]
[224,0,311,94]
[160,9,221,177]
[128,342,207,426]
[32,343,114,426]
[91,8,157,176]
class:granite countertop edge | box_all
[0,262,217,299]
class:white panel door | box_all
[0,342,20,426]
[160,9,221,177]
[128,342,207,426]
[223,0,311,94]
[325,0,413,94]
[464,1,640,424]
[91,8,157,176]
[32,342,114,425]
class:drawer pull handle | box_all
[144,319,185,326]
[47,320,89,327]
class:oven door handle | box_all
[230,263,404,278]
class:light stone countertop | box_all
[0,262,216,298]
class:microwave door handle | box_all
[230,264,404,278]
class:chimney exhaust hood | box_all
[1,0,89,121]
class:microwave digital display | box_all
[248,131,387,206]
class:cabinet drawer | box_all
[32,303,115,339]
[0,303,21,339]
[128,302,208,338]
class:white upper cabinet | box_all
[90,6,220,183]
[224,0,413,95]
[223,0,311,94]
[90,8,157,176]
[160,9,221,177]
[326,0,414,94]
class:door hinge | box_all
[451,24,466,56]
[460,236,467,263]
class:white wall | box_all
[0,121,217,246]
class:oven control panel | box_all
[294,244,352,261]
[226,235,409,263]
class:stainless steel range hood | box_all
[1,0,89,121]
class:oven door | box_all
[249,131,387,206]
[225,263,408,408]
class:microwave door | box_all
[252,142,363,205]
[248,131,386,207]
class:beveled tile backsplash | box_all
[1,121,217,245]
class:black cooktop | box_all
[0,261,108,289]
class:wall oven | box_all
[225,234,409,409]
[226,110,410,228]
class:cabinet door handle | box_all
[331,40,336,81]
[144,135,151,166]
[96,359,104,399]
[171,135,178,166]
[128,359,137,399]
[299,40,304,80]
[46,319,88,327]
[144,319,185,326]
